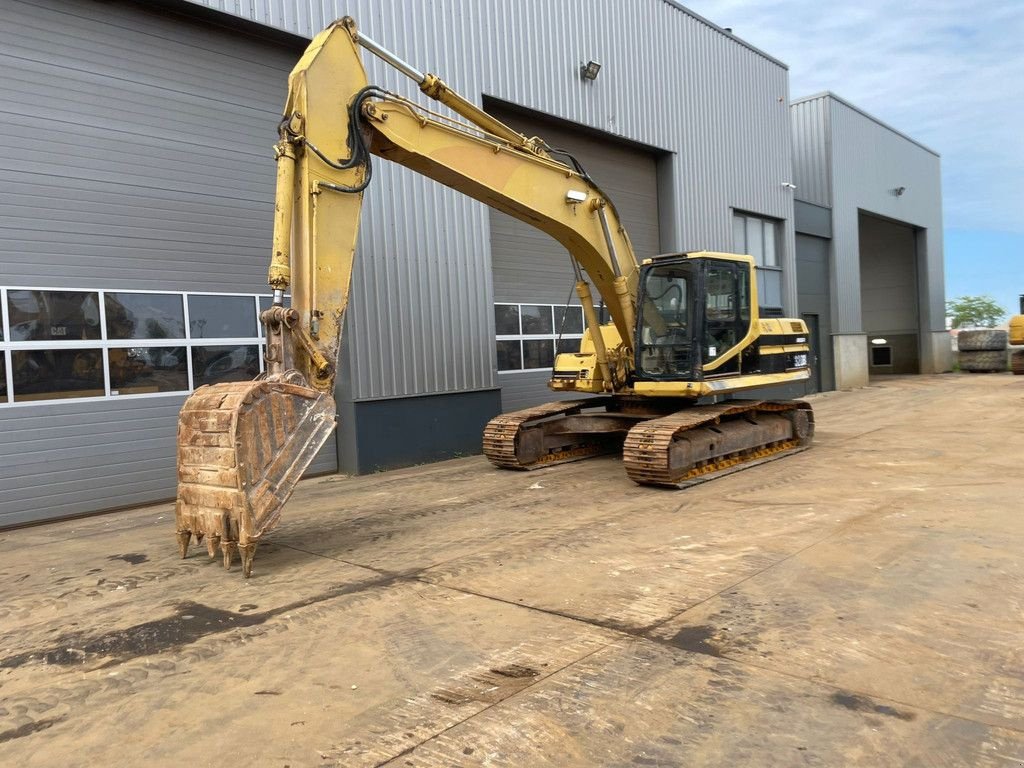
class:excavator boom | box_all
[175,18,644,576]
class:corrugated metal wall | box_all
[0,0,335,527]
[790,95,832,209]
[792,93,943,336]
[186,0,799,400]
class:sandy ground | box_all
[1,374,1022,767]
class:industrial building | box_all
[0,0,948,526]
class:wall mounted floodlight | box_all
[781,182,797,190]
[871,338,888,345]
[580,60,602,81]
[892,186,906,196]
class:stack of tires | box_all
[957,329,1008,373]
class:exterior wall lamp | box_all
[580,60,601,81]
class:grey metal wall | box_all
[0,0,335,527]
[186,0,801,400]
[791,93,944,336]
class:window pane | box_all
[521,305,553,334]
[110,347,188,395]
[496,340,522,371]
[191,345,260,387]
[556,337,583,355]
[11,349,104,401]
[705,267,738,320]
[763,220,778,267]
[523,339,554,369]
[758,269,783,308]
[8,290,101,341]
[105,293,185,339]
[494,305,520,335]
[188,295,257,339]
[732,214,746,253]
[745,218,764,266]
[554,305,584,334]
[0,354,6,399]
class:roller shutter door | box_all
[0,0,336,526]
[486,104,662,411]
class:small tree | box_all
[946,295,1006,329]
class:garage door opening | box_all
[859,212,921,377]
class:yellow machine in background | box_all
[174,18,813,576]
[1010,295,1024,374]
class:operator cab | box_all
[634,253,754,382]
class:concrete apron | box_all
[0,374,1022,766]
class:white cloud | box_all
[683,0,1024,231]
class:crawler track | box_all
[483,397,628,469]
[483,397,814,487]
[622,400,814,488]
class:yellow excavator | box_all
[1011,296,1024,375]
[174,18,814,576]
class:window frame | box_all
[732,210,784,310]
[494,301,585,374]
[0,286,273,407]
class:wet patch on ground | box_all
[830,691,916,721]
[0,572,406,670]
[668,625,723,657]
[107,553,149,565]
[0,716,67,744]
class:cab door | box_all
[701,260,752,377]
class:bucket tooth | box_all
[221,540,237,570]
[206,534,221,560]
[176,530,192,558]
[239,543,258,579]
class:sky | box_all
[683,0,1024,320]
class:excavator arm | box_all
[174,17,644,575]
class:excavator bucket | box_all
[174,379,335,577]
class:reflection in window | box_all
[191,345,260,387]
[494,305,520,335]
[556,338,582,355]
[554,306,584,334]
[109,347,188,395]
[757,269,782,308]
[494,302,583,373]
[521,305,553,334]
[523,339,554,369]
[8,290,101,341]
[496,340,521,371]
[11,349,104,402]
[188,295,256,339]
[105,293,185,339]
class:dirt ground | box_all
[1,374,1023,767]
